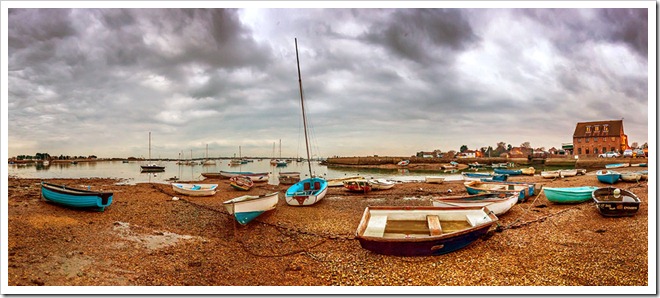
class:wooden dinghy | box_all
[591,187,640,217]
[430,192,518,216]
[172,183,218,197]
[343,179,372,193]
[463,180,529,202]
[229,176,254,191]
[223,192,279,225]
[41,182,113,211]
[279,172,301,185]
[543,186,599,204]
[559,169,578,177]
[355,206,498,256]
[520,167,536,175]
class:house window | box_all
[603,125,609,133]
[594,137,598,142]
[594,148,599,154]
[595,126,599,132]
[602,147,606,153]
[585,126,591,133]
[578,148,582,154]
[577,138,581,143]
[586,138,589,143]
[611,147,616,152]
[586,149,590,155]
[611,137,615,141]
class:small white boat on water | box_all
[223,192,279,225]
[397,160,410,166]
[171,183,218,197]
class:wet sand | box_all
[6,167,650,292]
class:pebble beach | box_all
[6,167,651,293]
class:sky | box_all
[3,2,654,160]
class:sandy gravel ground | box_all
[6,167,650,292]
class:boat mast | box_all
[148,132,151,161]
[295,38,313,177]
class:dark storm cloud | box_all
[361,9,479,65]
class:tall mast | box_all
[148,132,151,161]
[295,38,313,177]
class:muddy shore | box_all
[6,166,650,292]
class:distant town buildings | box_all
[572,120,629,157]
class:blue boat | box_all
[543,186,599,204]
[596,170,621,184]
[41,182,113,211]
[285,177,328,206]
[223,192,279,225]
[462,172,508,181]
[605,163,629,169]
[493,168,522,175]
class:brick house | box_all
[573,120,629,157]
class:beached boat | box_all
[327,176,364,187]
[494,168,522,176]
[343,179,372,192]
[462,172,508,182]
[430,192,518,216]
[41,182,113,211]
[620,172,642,182]
[596,170,621,184]
[140,132,165,172]
[171,183,218,197]
[369,179,396,190]
[637,170,648,180]
[284,39,328,206]
[520,167,535,175]
[605,163,629,169]
[279,172,301,185]
[543,186,599,204]
[218,170,267,179]
[440,162,458,170]
[425,176,445,184]
[463,180,528,202]
[576,169,587,175]
[491,163,509,169]
[468,162,484,169]
[559,169,578,177]
[591,187,640,217]
[243,173,269,183]
[397,160,410,166]
[541,170,561,179]
[229,176,254,191]
[223,192,279,225]
[355,206,498,256]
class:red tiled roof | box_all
[573,120,623,138]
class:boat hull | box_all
[41,182,113,211]
[431,193,518,216]
[171,183,218,197]
[425,176,445,184]
[355,206,497,256]
[494,169,522,175]
[596,170,621,184]
[592,187,640,217]
[543,186,599,204]
[464,181,528,202]
[223,192,279,224]
[285,178,328,206]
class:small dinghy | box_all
[41,182,113,211]
[591,187,640,217]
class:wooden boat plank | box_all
[427,215,442,236]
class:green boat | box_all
[543,186,599,204]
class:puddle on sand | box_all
[112,221,202,250]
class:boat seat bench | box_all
[363,215,388,237]
[426,215,442,236]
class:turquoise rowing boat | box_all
[41,181,113,211]
[543,186,599,204]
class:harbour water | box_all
[8,159,470,184]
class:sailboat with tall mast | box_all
[203,144,216,165]
[285,38,328,206]
[140,132,165,172]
